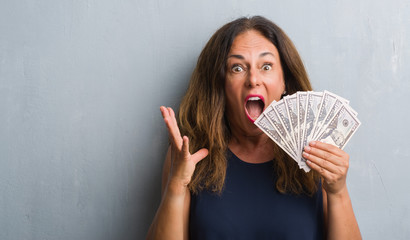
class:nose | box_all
[246,68,261,87]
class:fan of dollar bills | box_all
[254,90,361,172]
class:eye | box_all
[231,64,244,73]
[262,63,272,71]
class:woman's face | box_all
[225,30,285,136]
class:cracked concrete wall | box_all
[1,0,409,239]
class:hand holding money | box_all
[303,141,349,195]
[254,91,361,173]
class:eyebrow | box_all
[227,54,245,60]
[260,52,275,58]
[227,52,275,59]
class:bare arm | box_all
[146,107,208,240]
[303,141,361,240]
[146,147,191,240]
[322,185,360,239]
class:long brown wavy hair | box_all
[178,16,320,196]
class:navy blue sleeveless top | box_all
[189,149,324,240]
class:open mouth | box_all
[244,95,265,122]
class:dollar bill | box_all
[283,95,299,155]
[316,104,361,149]
[313,97,345,140]
[326,91,358,116]
[311,91,338,140]
[254,90,361,173]
[265,105,297,155]
[273,100,297,150]
[297,92,308,163]
[302,91,323,146]
[254,113,297,160]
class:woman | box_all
[147,16,361,239]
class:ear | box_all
[280,91,287,99]
[280,84,287,99]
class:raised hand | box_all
[160,106,209,189]
[302,141,349,195]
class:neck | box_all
[228,128,275,164]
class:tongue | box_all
[246,100,263,119]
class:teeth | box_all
[248,96,261,101]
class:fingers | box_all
[303,149,340,174]
[160,106,183,148]
[303,141,349,194]
[308,141,345,157]
[304,142,342,167]
[182,136,209,164]
[182,136,190,159]
[304,155,334,178]
[303,142,348,170]
[192,148,209,164]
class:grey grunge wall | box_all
[1,0,409,239]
